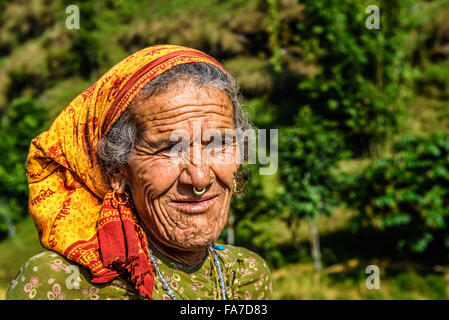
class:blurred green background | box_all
[1,0,449,300]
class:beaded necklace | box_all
[148,245,228,300]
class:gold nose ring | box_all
[192,171,214,195]
[193,186,206,195]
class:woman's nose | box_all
[178,164,212,190]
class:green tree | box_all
[296,0,417,154]
[0,97,47,239]
[277,107,349,270]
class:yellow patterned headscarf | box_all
[26,45,228,299]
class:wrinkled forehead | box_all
[130,80,235,135]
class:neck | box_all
[146,236,209,269]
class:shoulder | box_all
[216,245,273,300]
[4,250,78,300]
[17,250,75,272]
[4,250,140,300]
[219,245,270,271]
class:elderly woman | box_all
[5,45,272,300]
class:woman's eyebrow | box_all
[146,137,182,149]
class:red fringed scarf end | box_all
[95,192,155,300]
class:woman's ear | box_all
[109,173,127,193]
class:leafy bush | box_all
[343,134,449,253]
[0,97,47,239]
[296,0,417,154]
[277,107,350,241]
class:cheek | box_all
[128,158,181,199]
[208,142,240,189]
[211,163,239,190]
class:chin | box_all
[169,229,221,251]
[147,197,228,250]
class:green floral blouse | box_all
[4,245,272,300]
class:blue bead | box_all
[214,245,226,251]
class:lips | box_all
[167,194,219,214]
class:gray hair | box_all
[97,62,252,187]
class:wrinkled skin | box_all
[111,80,239,268]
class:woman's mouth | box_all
[167,194,219,214]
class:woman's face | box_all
[123,80,239,251]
